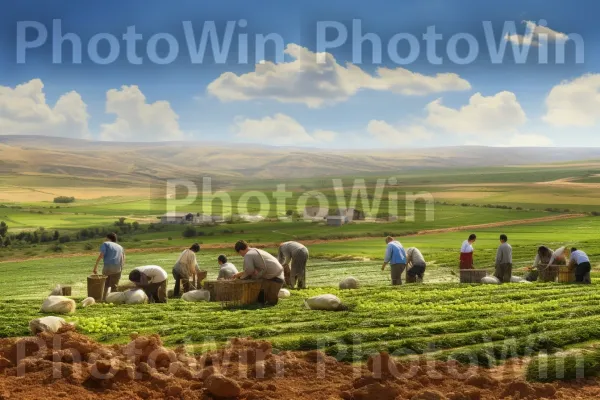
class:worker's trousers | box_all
[575,262,592,284]
[142,280,168,303]
[494,263,512,283]
[390,263,407,285]
[284,248,308,289]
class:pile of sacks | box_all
[481,275,533,284]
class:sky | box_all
[0,0,598,148]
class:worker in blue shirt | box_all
[381,236,407,285]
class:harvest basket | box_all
[459,269,487,283]
[538,265,559,282]
[205,280,262,307]
[87,275,107,302]
[558,266,576,283]
[61,286,72,296]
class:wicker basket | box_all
[538,265,559,282]
[459,269,487,283]
[61,286,72,296]
[205,280,263,307]
[558,266,576,283]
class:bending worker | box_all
[381,236,407,285]
[569,247,592,284]
[405,247,426,283]
[277,241,309,289]
[232,240,285,305]
[129,265,168,303]
[172,243,207,297]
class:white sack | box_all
[105,292,127,304]
[339,277,359,290]
[304,294,342,311]
[50,284,63,296]
[278,289,291,299]
[40,296,76,314]
[510,276,529,283]
[481,276,501,285]
[124,289,148,304]
[29,316,68,335]
[81,297,96,307]
[181,289,211,302]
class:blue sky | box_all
[0,0,597,147]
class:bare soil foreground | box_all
[1,328,600,399]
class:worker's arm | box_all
[382,244,392,271]
[93,253,104,274]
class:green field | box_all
[3,164,600,379]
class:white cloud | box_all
[543,74,600,127]
[100,85,183,141]
[0,79,90,138]
[232,113,337,146]
[504,21,568,47]
[367,120,433,143]
[425,91,527,136]
[208,44,471,108]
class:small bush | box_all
[84,243,94,250]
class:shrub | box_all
[182,225,197,238]
[53,196,75,204]
[168,237,173,241]
[49,244,64,252]
[83,242,93,250]
[60,233,71,243]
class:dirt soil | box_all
[1,329,600,399]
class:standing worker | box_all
[494,234,513,283]
[92,233,125,300]
[277,241,309,289]
[172,243,207,297]
[569,248,592,284]
[459,234,476,269]
[232,240,285,305]
[217,255,239,280]
[129,265,168,303]
[381,236,407,285]
[405,247,427,283]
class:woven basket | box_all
[208,280,262,307]
[459,269,487,283]
[558,266,576,283]
[538,265,559,282]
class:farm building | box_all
[330,208,365,221]
[160,212,224,225]
[326,216,348,226]
[160,212,195,224]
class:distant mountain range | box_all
[1,135,600,183]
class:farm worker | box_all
[92,232,125,300]
[547,246,567,267]
[217,254,239,280]
[381,236,407,285]
[459,234,476,269]
[277,241,309,289]
[405,247,426,283]
[172,243,207,297]
[568,248,592,284]
[232,240,285,305]
[494,234,512,283]
[526,246,554,281]
[129,265,168,303]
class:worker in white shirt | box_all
[129,265,168,303]
[569,248,592,284]
[405,247,426,283]
[459,234,476,269]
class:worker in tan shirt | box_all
[232,240,285,305]
[172,243,207,297]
